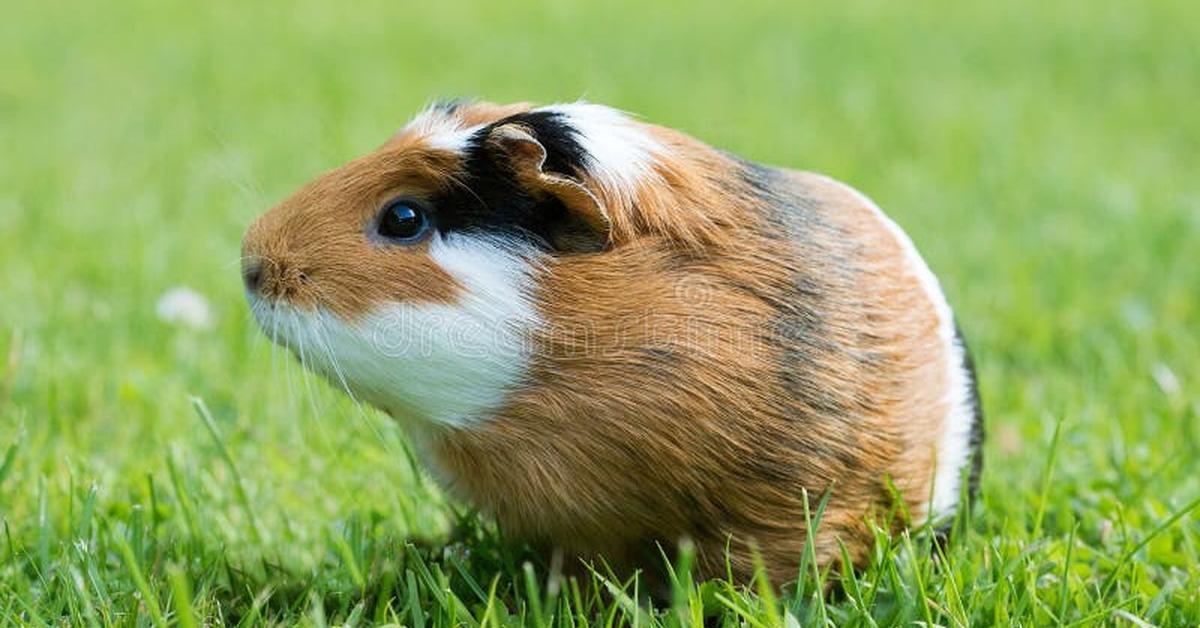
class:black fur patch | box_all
[956,323,985,502]
[429,111,596,252]
[507,111,591,178]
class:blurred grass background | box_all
[1,0,1198,624]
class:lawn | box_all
[1,0,1198,624]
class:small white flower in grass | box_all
[1152,362,1181,399]
[156,287,213,330]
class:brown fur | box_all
[243,101,958,588]
[429,172,947,585]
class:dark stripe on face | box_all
[428,111,592,251]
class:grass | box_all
[1,0,1198,624]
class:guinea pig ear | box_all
[486,123,612,250]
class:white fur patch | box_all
[403,107,482,153]
[820,176,975,522]
[536,102,665,196]
[251,234,540,428]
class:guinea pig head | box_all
[240,101,621,426]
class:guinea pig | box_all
[241,100,983,587]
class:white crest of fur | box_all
[404,106,482,153]
[820,177,975,522]
[252,234,540,428]
[536,102,665,197]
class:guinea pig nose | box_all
[242,261,263,293]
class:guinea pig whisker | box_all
[312,322,366,409]
[305,300,369,414]
[296,280,401,452]
[292,313,338,450]
[223,255,255,271]
[205,132,269,205]
[244,299,264,349]
[278,309,305,422]
[304,287,359,392]
[311,312,358,404]
[288,312,334,448]
[309,308,400,453]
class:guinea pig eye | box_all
[376,200,430,243]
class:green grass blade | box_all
[190,396,262,544]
